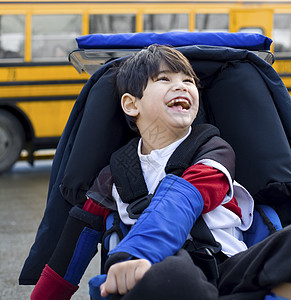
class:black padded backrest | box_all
[19,62,135,284]
[203,60,291,195]
[59,66,134,205]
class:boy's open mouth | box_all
[167,98,191,110]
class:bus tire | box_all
[0,110,25,173]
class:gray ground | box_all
[0,160,100,300]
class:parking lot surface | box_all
[0,161,100,300]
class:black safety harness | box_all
[106,124,232,284]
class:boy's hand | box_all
[100,259,151,297]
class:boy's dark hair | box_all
[116,44,200,132]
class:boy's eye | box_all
[156,76,169,81]
[184,78,195,84]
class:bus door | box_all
[229,9,273,39]
[229,8,291,96]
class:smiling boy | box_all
[120,60,199,154]
[31,45,291,300]
[97,44,249,299]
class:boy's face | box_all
[134,62,199,139]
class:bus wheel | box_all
[0,110,25,173]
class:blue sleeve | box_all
[108,174,203,264]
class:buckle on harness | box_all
[183,239,225,286]
[127,194,153,219]
[191,239,222,255]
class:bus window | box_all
[0,15,25,60]
[143,14,188,32]
[195,14,228,32]
[238,27,264,35]
[89,14,136,33]
[273,14,291,54]
[31,14,82,61]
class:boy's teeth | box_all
[167,99,190,109]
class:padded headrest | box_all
[77,32,272,51]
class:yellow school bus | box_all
[0,0,291,172]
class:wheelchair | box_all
[20,32,291,300]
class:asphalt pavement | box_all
[0,160,100,300]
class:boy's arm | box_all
[182,163,241,217]
[107,174,203,265]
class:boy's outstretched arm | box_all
[107,173,204,265]
[100,259,151,297]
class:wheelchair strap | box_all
[255,205,278,234]
[190,216,222,254]
[183,216,227,285]
[110,137,148,204]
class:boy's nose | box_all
[173,81,188,92]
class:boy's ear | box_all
[121,93,139,117]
